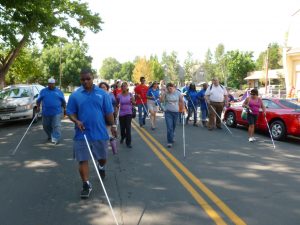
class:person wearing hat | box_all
[37,77,66,145]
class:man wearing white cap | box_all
[37,77,66,145]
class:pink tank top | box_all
[248,98,261,115]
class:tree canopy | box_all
[0,0,102,88]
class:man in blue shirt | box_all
[37,78,66,145]
[197,83,208,127]
[67,68,116,199]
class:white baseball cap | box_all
[48,78,55,84]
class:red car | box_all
[224,98,300,140]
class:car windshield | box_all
[0,87,32,99]
[279,99,300,110]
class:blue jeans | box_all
[137,104,148,126]
[165,111,179,144]
[42,114,62,142]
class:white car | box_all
[0,84,45,123]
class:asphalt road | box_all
[0,113,300,225]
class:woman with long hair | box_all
[242,88,266,142]
[116,82,135,148]
[146,81,160,130]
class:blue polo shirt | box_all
[66,85,113,141]
[37,87,66,116]
[197,89,207,110]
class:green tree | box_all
[149,55,164,82]
[40,42,93,88]
[161,51,180,83]
[214,43,228,86]
[117,61,135,81]
[183,51,198,82]
[225,50,256,89]
[4,46,43,85]
[256,43,282,70]
[99,57,121,80]
[0,0,102,88]
[202,49,215,82]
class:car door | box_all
[256,99,281,130]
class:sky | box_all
[83,0,300,70]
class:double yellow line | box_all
[132,119,246,225]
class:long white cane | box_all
[115,104,120,132]
[83,134,119,225]
[209,104,233,135]
[182,110,186,158]
[264,115,276,150]
[11,113,39,156]
[140,98,150,118]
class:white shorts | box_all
[147,100,158,112]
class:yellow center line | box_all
[132,123,228,225]
[132,119,247,225]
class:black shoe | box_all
[143,120,146,125]
[217,126,222,129]
[120,138,124,144]
[97,164,105,180]
[47,137,51,141]
[80,182,92,199]
[193,123,198,127]
[139,124,143,127]
[127,144,132,148]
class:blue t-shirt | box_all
[66,85,113,141]
[37,87,66,116]
[197,89,207,110]
[147,88,160,104]
[186,90,198,107]
[109,92,116,108]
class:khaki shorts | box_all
[147,100,158,112]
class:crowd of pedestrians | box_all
[37,69,262,199]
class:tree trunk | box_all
[0,35,28,89]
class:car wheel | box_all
[269,120,286,140]
[225,111,237,128]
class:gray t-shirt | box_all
[164,90,181,112]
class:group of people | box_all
[36,70,265,199]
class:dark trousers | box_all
[119,115,132,145]
[186,106,197,124]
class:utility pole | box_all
[264,45,270,95]
[59,43,62,90]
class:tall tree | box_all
[202,49,215,82]
[117,61,135,81]
[256,43,282,70]
[149,55,164,82]
[0,0,102,88]
[161,51,180,83]
[132,57,152,83]
[40,42,93,88]
[4,46,42,85]
[183,51,198,82]
[214,43,228,86]
[99,57,121,80]
[225,50,256,89]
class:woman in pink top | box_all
[242,89,266,142]
[117,82,135,148]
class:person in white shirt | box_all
[205,78,228,130]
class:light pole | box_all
[264,45,270,95]
[59,42,62,90]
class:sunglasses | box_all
[80,77,92,81]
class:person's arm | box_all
[178,94,184,113]
[242,97,249,108]
[68,114,85,131]
[224,94,229,107]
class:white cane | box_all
[209,104,233,135]
[83,134,119,225]
[140,98,150,118]
[11,113,39,156]
[115,104,120,132]
[264,115,276,150]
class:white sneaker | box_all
[248,137,254,142]
[252,137,256,141]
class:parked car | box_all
[224,98,300,140]
[0,84,45,123]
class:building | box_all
[283,9,300,99]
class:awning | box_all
[244,69,284,80]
